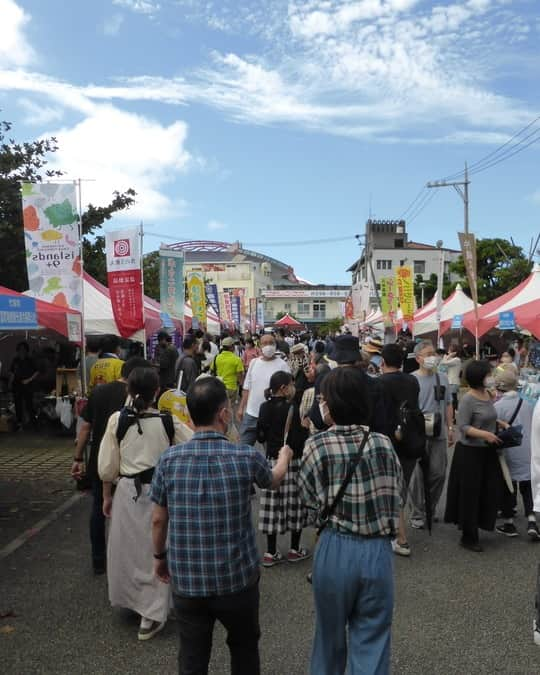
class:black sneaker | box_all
[527,521,540,541]
[496,522,518,537]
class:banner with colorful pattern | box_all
[380,277,398,327]
[159,247,184,322]
[187,271,207,330]
[396,266,415,322]
[21,182,82,310]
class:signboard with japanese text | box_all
[396,266,414,322]
[263,289,348,299]
[380,277,398,327]
[21,182,82,311]
[249,298,257,332]
[159,248,184,322]
[257,301,265,328]
[231,295,241,327]
[105,227,144,338]
[451,314,463,330]
[458,232,478,307]
[67,313,82,343]
[187,271,207,330]
[223,292,233,324]
[0,295,37,330]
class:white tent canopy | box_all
[413,284,477,336]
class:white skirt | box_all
[107,478,171,622]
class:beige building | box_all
[262,286,349,326]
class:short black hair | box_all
[100,334,120,355]
[16,340,30,353]
[128,367,159,412]
[157,331,170,341]
[86,336,101,353]
[187,377,228,426]
[507,347,516,358]
[320,366,372,426]
[183,335,196,351]
[381,343,404,369]
[121,357,151,380]
[465,359,492,389]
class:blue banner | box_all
[0,295,38,329]
[499,310,516,330]
[451,314,463,329]
[231,296,241,327]
[159,248,184,322]
[205,283,220,318]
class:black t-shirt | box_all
[379,371,420,453]
[10,356,37,384]
[256,397,308,459]
[81,380,127,480]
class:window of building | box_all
[414,260,426,275]
[313,301,326,319]
[376,259,392,270]
[284,303,292,312]
[394,238,404,248]
[297,302,310,316]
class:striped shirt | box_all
[150,430,273,597]
[298,424,403,537]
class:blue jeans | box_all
[311,529,394,675]
[239,413,258,446]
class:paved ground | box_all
[2,441,540,674]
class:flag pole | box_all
[139,221,147,358]
[76,179,87,395]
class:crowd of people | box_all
[69,327,539,674]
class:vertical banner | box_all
[223,292,233,324]
[249,298,257,333]
[231,295,241,327]
[187,270,207,330]
[345,294,354,320]
[458,233,478,308]
[380,277,397,327]
[21,182,82,310]
[159,247,184,322]
[257,301,265,329]
[396,266,414,322]
[205,283,220,318]
[105,227,144,338]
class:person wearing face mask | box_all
[256,371,310,566]
[409,340,454,530]
[444,360,509,552]
[236,334,291,445]
[150,377,293,673]
[498,350,519,375]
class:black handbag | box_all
[495,399,523,449]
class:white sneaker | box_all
[410,518,425,530]
[534,620,540,646]
[392,539,411,557]
[138,617,165,641]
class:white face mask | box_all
[423,355,437,371]
[261,345,276,358]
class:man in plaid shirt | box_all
[298,366,403,675]
[150,377,292,675]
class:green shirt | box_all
[212,350,244,391]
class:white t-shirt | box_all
[244,356,291,418]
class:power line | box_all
[145,231,356,247]
[468,128,540,176]
[399,186,428,220]
[406,190,437,226]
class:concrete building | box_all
[262,285,350,326]
[347,220,461,320]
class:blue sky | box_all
[1,0,539,284]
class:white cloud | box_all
[45,106,192,221]
[112,0,160,15]
[103,13,125,36]
[0,0,35,67]
[18,97,64,125]
[207,220,227,231]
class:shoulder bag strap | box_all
[435,373,442,402]
[509,398,523,426]
[317,430,369,536]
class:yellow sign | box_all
[187,271,207,329]
[158,389,192,426]
[380,277,398,327]
[396,266,414,322]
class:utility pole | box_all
[427,162,470,234]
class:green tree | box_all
[143,250,160,301]
[449,237,531,304]
[0,119,136,290]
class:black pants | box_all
[13,384,34,425]
[501,480,534,518]
[173,581,261,675]
[90,479,106,566]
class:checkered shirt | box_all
[150,431,273,597]
[298,424,404,537]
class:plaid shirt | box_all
[150,431,273,597]
[298,424,403,537]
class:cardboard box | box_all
[56,368,81,396]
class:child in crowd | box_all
[257,370,310,567]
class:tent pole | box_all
[140,221,147,358]
[77,179,87,395]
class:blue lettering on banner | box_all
[451,314,463,329]
[0,295,38,329]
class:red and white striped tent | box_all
[461,263,540,339]
[413,284,477,336]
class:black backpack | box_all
[116,406,175,446]
[394,401,427,459]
